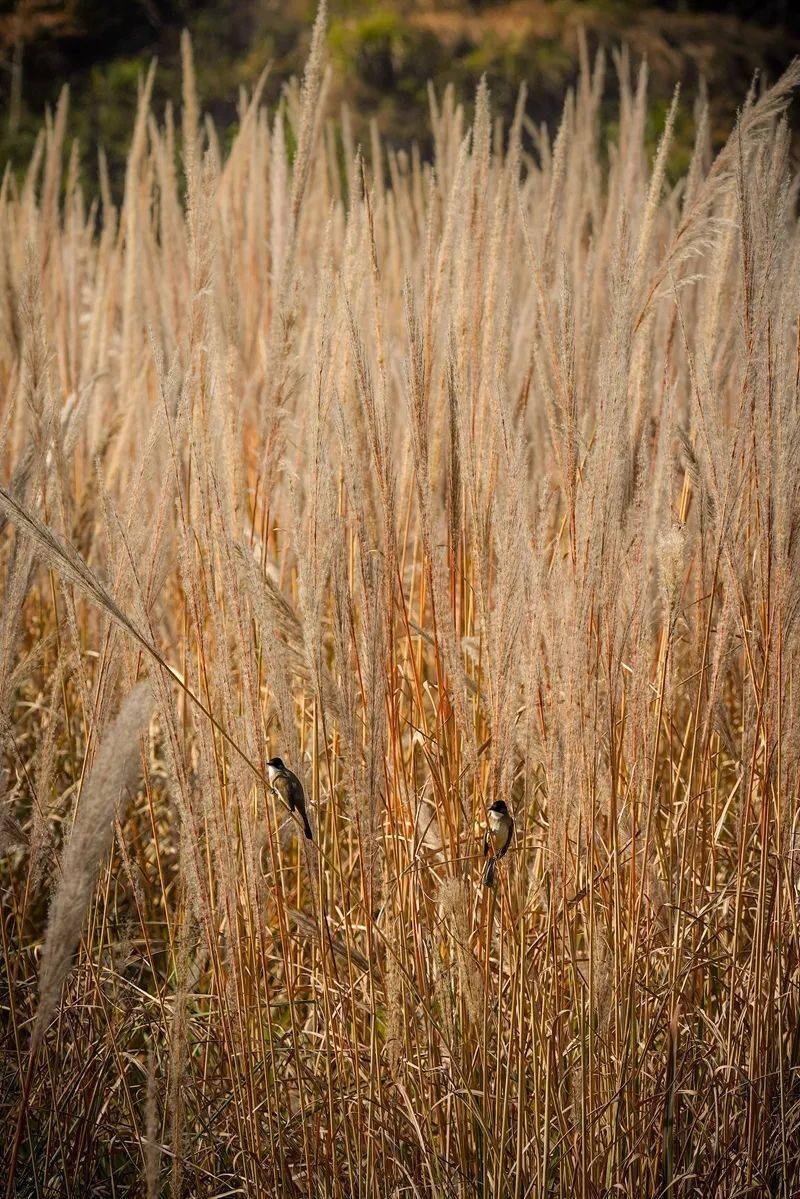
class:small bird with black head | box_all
[483,799,513,887]
[266,757,313,840]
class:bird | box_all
[266,757,313,840]
[483,799,513,887]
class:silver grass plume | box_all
[33,679,153,1043]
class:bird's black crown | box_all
[488,799,509,814]
[267,757,285,769]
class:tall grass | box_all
[2,13,800,1194]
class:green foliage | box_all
[330,9,444,112]
[459,31,573,115]
[0,0,305,193]
[1,0,797,193]
[646,95,697,182]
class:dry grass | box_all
[2,11,800,1196]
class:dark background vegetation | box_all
[1,0,799,193]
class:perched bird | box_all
[483,799,513,887]
[266,757,313,840]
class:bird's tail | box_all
[302,812,313,840]
[483,857,497,887]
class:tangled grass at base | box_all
[2,9,800,1196]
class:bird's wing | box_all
[271,773,292,806]
[497,821,513,859]
[286,771,305,811]
[483,827,491,857]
